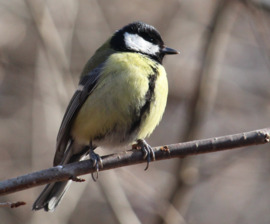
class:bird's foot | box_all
[135,139,155,170]
[89,149,103,181]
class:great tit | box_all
[33,21,179,211]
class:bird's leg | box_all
[89,141,103,181]
[135,139,156,170]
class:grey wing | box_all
[53,64,104,166]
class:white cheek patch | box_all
[124,32,159,56]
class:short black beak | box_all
[161,47,180,55]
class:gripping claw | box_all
[136,139,155,170]
[89,149,103,181]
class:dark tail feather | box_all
[32,179,72,211]
[32,142,88,212]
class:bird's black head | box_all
[110,21,179,64]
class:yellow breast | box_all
[71,52,168,146]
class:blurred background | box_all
[1,0,270,223]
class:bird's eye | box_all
[147,37,154,42]
[140,33,155,43]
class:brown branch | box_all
[0,201,26,208]
[0,128,269,196]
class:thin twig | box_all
[0,128,269,196]
[0,201,26,208]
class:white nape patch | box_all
[124,32,159,56]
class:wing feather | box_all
[53,64,104,165]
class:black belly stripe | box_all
[128,65,158,135]
[93,65,158,143]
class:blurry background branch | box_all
[162,1,237,223]
[0,128,269,196]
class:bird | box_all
[32,21,179,212]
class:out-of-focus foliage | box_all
[1,1,270,224]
